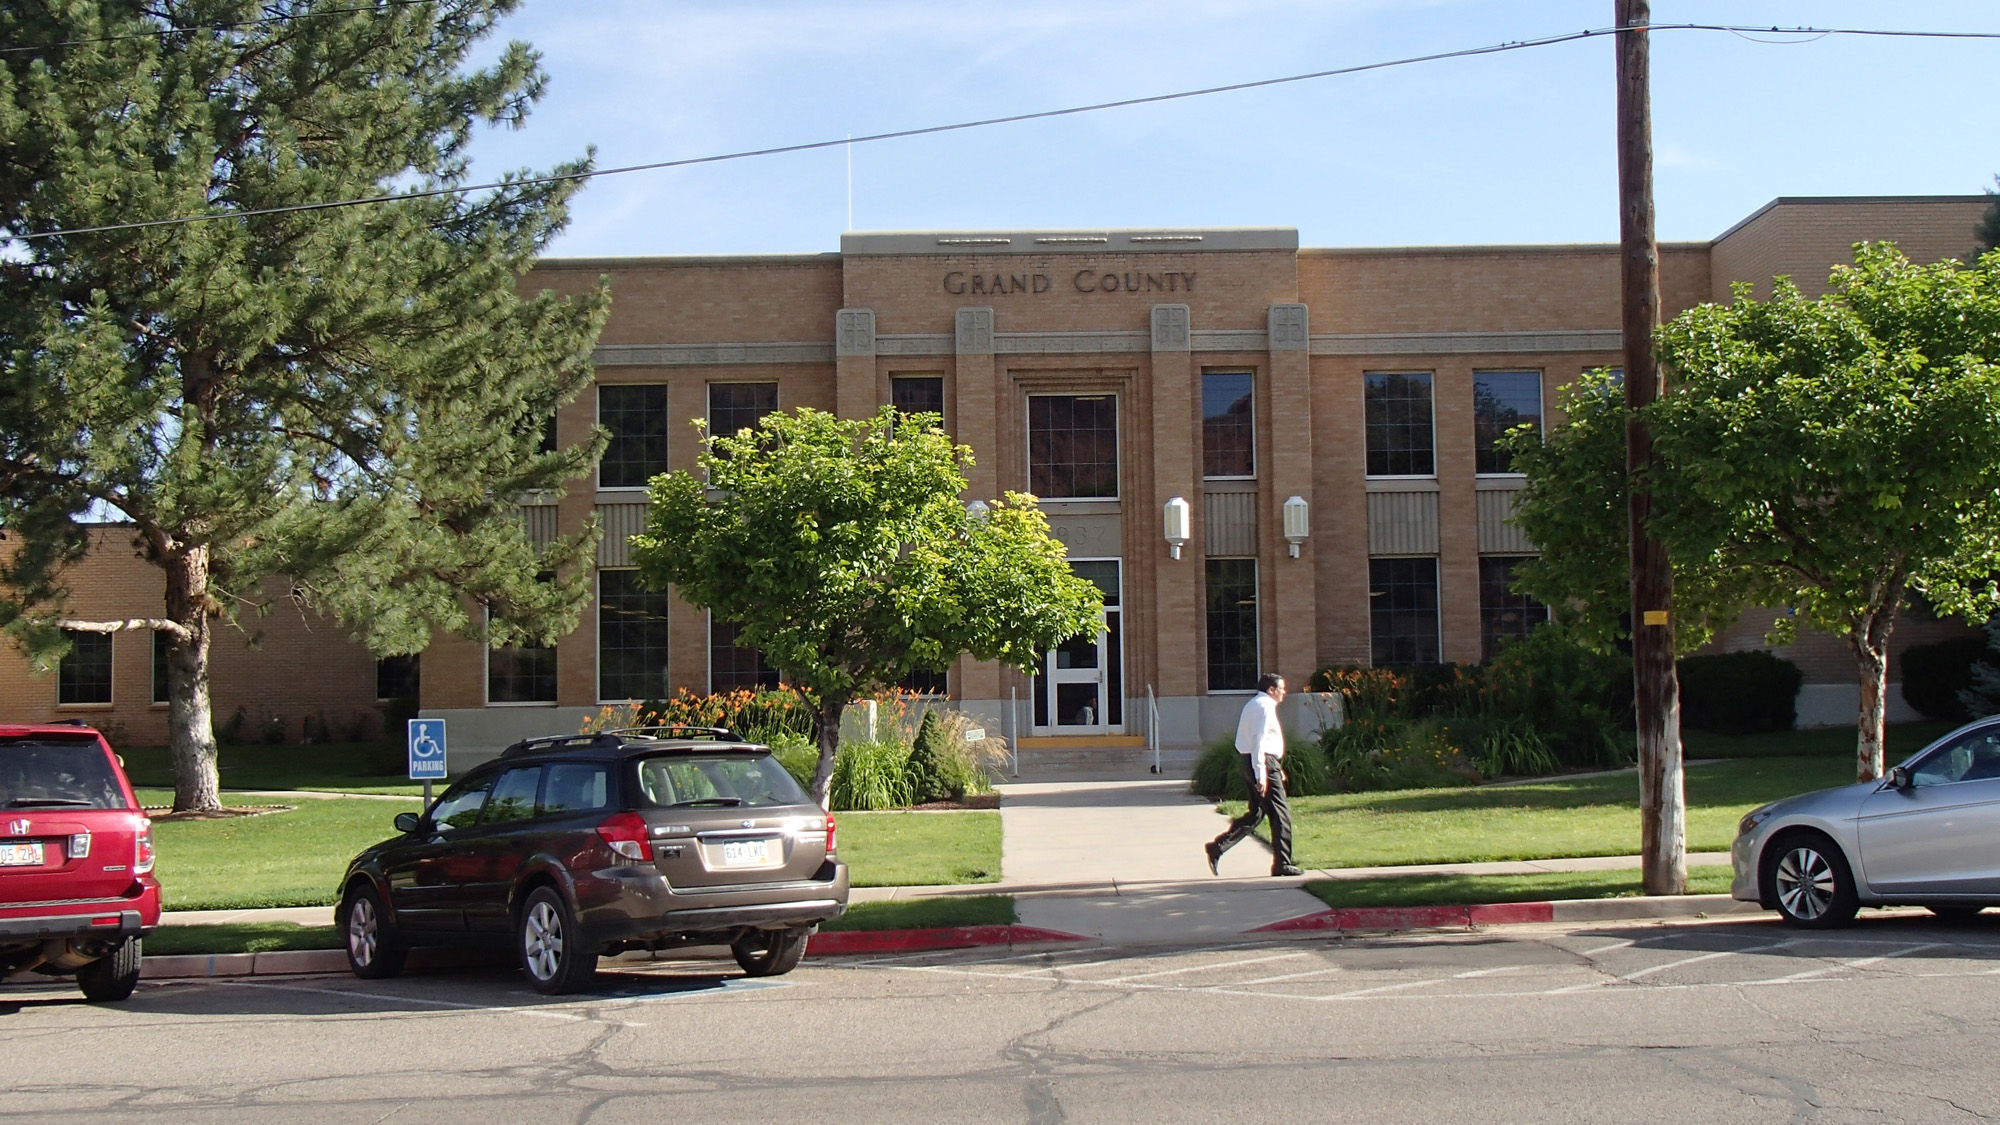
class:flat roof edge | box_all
[1302,241,1707,258]
[1710,195,1990,246]
[840,228,1299,255]
[533,252,841,269]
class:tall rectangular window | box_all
[1473,371,1543,474]
[1370,557,1440,665]
[1202,371,1255,479]
[598,384,669,488]
[891,376,945,426]
[598,569,671,702]
[1028,394,1118,499]
[710,617,779,692]
[1205,559,1260,691]
[1364,372,1435,477]
[376,654,420,701]
[58,630,113,705]
[1479,556,1549,661]
[487,607,557,704]
[153,629,172,704]
[709,382,779,441]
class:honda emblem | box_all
[741,820,755,829]
[6,818,27,836]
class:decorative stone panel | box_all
[596,503,648,567]
[1268,304,1309,351]
[955,307,995,355]
[1151,304,1191,352]
[835,308,876,357]
[1477,487,1537,553]
[1367,491,1440,555]
[1204,491,1258,556]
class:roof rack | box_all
[497,725,743,758]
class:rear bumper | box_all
[580,861,850,944]
[0,880,161,947]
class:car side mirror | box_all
[1888,766,1913,791]
[395,812,422,833]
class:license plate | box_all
[721,839,772,866]
[0,842,44,867]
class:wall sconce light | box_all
[1163,496,1190,560]
[1283,495,1310,558]
[965,499,990,522]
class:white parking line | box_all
[1545,939,1801,993]
[1230,965,1347,987]
[1094,953,1307,984]
[1741,941,1947,986]
[220,979,649,1027]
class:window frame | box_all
[595,567,672,705]
[1025,392,1121,502]
[1472,370,1544,477]
[1369,556,1443,666]
[1201,370,1257,481]
[890,375,947,430]
[56,629,113,707]
[483,605,558,707]
[152,629,172,706]
[1204,557,1261,693]
[707,381,780,445]
[707,612,780,693]
[1477,554,1549,661]
[1362,371,1437,479]
[595,382,671,492]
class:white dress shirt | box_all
[1234,691,1286,787]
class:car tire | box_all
[1763,831,1860,928]
[341,883,407,980]
[519,886,596,995]
[76,936,142,1003]
[732,926,811,977]
[1926,905,1987,924]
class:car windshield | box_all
[0,739,128,810]
[631,753,813,809]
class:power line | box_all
[0,0,438,55]
[12,21,2000,243]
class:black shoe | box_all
[1204,842,1222,876]
[1272,864,1303,877]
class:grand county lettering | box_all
[942,269,1197,296]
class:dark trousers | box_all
[1212,753,1293,871]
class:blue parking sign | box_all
[407,719,448,781]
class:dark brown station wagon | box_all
[337,727,848,994]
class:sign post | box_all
[407,718,448,806]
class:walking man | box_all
[1205,673,1302,877]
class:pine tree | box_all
[0,2,609,810]
[1960,617,2000,719]
[905,710,953,804]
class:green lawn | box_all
[819,895,1016,932]
[1223,722,1954,871]
[1682,721,1954,760]
[124,742,426,796]
[1303,868,1736,910]
[144,793,995,910]
[143,790,419,910]
[839,811,1002,887]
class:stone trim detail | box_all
[1194,329,1269,352]
[998,330,1149,355]
[836,308,877,358]
[595,342,834,367]
[1268,304,1309,351]
[596,503,648,567]
[955,307,996,355]
[1152,304,1191,352]
[1367,491,1440,555]
[876,334,954,357]
[1310,329,1621,356]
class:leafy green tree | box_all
[1513,243,2000,782]
[0,1,608,810]
[633,407,1103,806]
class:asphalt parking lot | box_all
[5,913,1999,1124]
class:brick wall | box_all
[1709,197,1988,302]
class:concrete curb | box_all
[1249,893,1766,935]
[807,924,1088,956]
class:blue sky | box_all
[468,1,2000,257]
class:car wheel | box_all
[519,886,596,995]
[1763,832,1859,928]
[1927,905,1988,924]
[341,884,407,980]
[76,936,142,1003]
[732,926,811,977]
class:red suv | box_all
[1,722,159,1001]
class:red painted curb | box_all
[806,923,1088,956]
[1247,900,1556,934]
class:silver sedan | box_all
[1732,716,2000,927]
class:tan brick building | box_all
[4,196,1989,763]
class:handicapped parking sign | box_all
[407,719,448,781]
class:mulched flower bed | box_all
[901,793,1001,811]
[142,804,294,822]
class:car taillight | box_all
[133,818,154,874]
[69,832,91,860]
[825,813,836,857]
[596,811,653,861]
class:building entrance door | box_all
[1033,559,1122,734]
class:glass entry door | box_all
[1034,560,1122,734]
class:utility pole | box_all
[1615,0,1686,895]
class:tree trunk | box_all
[165,545,223,813]
[809,691,851,810]
[1851,624,1892,782]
